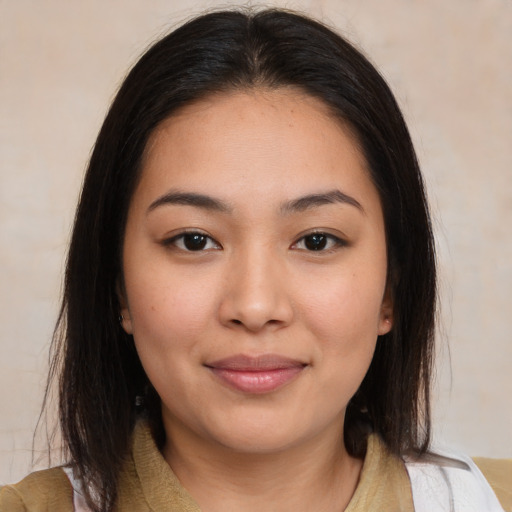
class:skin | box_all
[120,89,393,511]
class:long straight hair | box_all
[46,8,436,511]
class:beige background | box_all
[1,0,511,484]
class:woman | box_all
[1,8,509,512]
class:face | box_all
[120,89,392,455]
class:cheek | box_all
[125,267,220,352]
[298,268,386,343]
[296,267,385,389]
[126,273,218,401]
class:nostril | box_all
[231,319,243,325]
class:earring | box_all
[118,313,124,324]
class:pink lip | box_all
[205,354,306,394]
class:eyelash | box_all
[162,231,346,253]
[163,231,221,252]
[291,232,346,252]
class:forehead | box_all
[145,87,364,163]
[136,88,379,215]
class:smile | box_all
[205,354,307,394]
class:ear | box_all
[377,285,394,336]
[116,279,133,335]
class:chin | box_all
[201,413,327,456]
[214,431,303,455]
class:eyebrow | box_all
[147,191,232,214]
[147,188,363,215]
[280,190,364,214]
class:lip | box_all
[205,354,307,394]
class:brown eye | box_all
[292,232,345,252]
[304,234,328,251]
[165,232,221,252]
[183,233,208,251]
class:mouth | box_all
[204,354,307,394]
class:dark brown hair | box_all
[47,8,436,511]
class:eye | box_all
[165,232,221,252]
[292,232,345,252]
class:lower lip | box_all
[209,366,304,394]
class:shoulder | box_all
[473,457,512,512]
[405,452,508,512]
[0,467,73,512]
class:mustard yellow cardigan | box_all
[1,422,511,511]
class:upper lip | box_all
[205,354,307,371]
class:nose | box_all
[218,248,294,332]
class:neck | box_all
[162,419,363,512]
